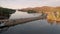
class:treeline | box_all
[0,7,16,19]
[0,7,16,14]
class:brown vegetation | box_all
[19,6,60,13]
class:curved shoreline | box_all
[0,15,44,28]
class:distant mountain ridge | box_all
[19,6,60,13]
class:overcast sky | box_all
[0,0,60,9]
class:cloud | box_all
[0,0,60,9]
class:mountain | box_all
[19,6,60,13]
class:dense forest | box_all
[0,7,16,19]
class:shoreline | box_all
[0,15,43,28]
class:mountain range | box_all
[19,6,60,13]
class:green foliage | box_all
[0,7,16,14]
[0,7,16,19]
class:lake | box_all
[0,11,60,34]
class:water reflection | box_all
[0,11,41,33]
[47,20,60,25]
[1,11,60,34]
[0,27,9,33]
[1,19,60,34]
[10,11,40,19]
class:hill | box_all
[19,6,60,13]
[0,7,16,19]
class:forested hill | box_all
[0,7,16,19]
[0,7,16,14]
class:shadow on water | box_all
[0,19,44,33]
[0,27,9,33]
[1,19,60,34]
[47,20,60,25]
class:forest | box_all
[0,7,16,19]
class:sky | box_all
[0,0,60,9]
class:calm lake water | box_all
[1,11,60,34]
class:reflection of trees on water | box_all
[47,20,60,25]
[47,20,55,25]
[0,27,9,33]
[56,21,60,24]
